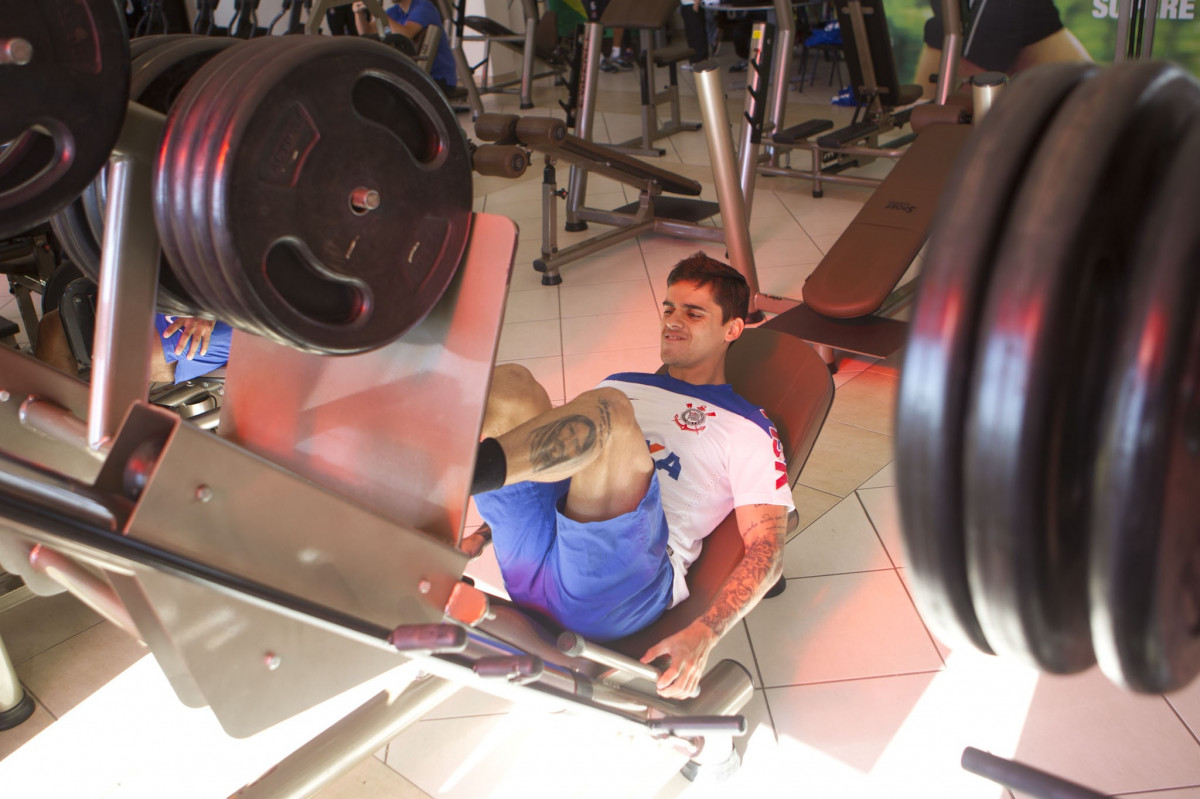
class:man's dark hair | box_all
[667,252,750,323]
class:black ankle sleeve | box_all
[470,437,507,495]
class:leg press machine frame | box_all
[0,93,834,796]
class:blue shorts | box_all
[155,314,233,384]
[474,473,674,642]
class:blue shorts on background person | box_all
[154,314,232,384]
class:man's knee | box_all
[484,364,553,436]
[576,386,641,446]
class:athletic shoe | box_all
[730,60,748,72]
[614,52,635,70]
[600,57,618,73]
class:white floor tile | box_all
[747,570,943,687]
[827,370,898,437]
[502,287,559,324]
[560,278,659,318]
[0,593,102,666]
[764,656,1044,799]
[561,310,661,356]
[495,318,561,361]
[1167,675,1200,739]
[16,621,147,719]
[857,485,905,568]
[783,494,893,579]
[0,696,55,760]
[1010,667,1200,795]
[384,707,686,798]
[859,460,896,489]
[553,241,649,286]
[750,233,825,270]
[755,262,819,300]
[314,755,431,799]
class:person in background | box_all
[353,0,459,95]
[914,0,1091,98]
[35,310,231,385]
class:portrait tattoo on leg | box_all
[529,415,598,473]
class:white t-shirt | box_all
[598,372,794,606]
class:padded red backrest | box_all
[610,327,834,656]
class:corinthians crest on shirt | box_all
[674,403,715,433]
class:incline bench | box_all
[758,107,973,360]
[476,112,722,284]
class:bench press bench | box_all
[590,0,702,157]
[476,112,722,284]
[758,104,973,359]
[761,0,925,196]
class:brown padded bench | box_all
[799,122,972,319]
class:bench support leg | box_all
[0,633,34,730]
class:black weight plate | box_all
[183,36,375,345]
[963,63,1200,674]
[49,197,103,280]
[186,37,301,331]
[1091,113,1200,694]
[129,33,189,59]
[81,174,107,249]
[0,0,130,238]
[210,36,473,354]
[156,37,293,326]
[131,35,245,314]
[42,260,88,314]
[895,63,1095,657]
[133,36,243,110]
[154,40,248,317]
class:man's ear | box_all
[725,317,745,343]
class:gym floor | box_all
[2,47,1199,799]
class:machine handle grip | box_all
[557,631,661,683]
[961,747,1108,799]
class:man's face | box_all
[660,280,742,371]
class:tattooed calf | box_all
[529,415,598,472]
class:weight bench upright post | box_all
[437,0,485,117]
[565,13,605,230]
[694,64,762,318]
[767,0,796,138]
[602,0,701,157]
[517,0,538,108]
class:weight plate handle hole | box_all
[351,73,443,166]
[264,240,370,326]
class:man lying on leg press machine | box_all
[467,253,792,699]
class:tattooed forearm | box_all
[699,507,786,637]
[528,415,597,473]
